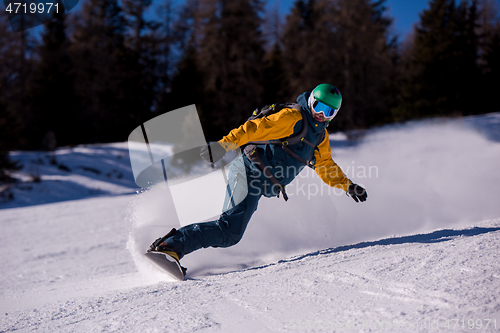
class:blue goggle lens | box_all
[313,101,338,118]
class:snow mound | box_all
[2,143,136,209]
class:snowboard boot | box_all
[147,228,186,275]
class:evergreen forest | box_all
[1,0,499,160]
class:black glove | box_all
[200,142,226,163]
[347,183,368,203]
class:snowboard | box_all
[145,251,186,281]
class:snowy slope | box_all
[1,143,136,209]
[1,113,500,332]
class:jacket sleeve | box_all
[219,108,302,148]
[314,129,352,192]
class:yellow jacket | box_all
[220,106,352,192]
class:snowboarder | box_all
[148,84,368,274]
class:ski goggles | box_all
[312,100,339,119]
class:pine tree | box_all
[477,0,500,113]
[0,103,23,183]
[394,0,485,120]
[121,0,162,126]
[160,0,205,118]
[168,45,204,111]
[282,0,397,129]
[0,13,34,149]
[281,0,319,97]
[331,0,396,129]
[0,16,24,181]
[70,0,129,143]
[262,5,288,103]
[262,41,288,104]
[122,0,153,52]
[481,21,500,112]
[151,0,175,116]
[197,0,266,139]
[395,0,454,119]
[452,0,481,114]
[26,10,76,147]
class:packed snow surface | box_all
[1,113,500,332]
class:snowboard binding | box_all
[148,228,179,253]
[147,228,187,278]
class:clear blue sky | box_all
[385,0,432,38]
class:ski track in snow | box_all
[1,113,500,332]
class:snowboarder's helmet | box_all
[308,84,342,121]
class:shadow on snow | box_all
[233,226,500,275]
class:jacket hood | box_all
[296,91,311,114]
[296,91,328,133]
